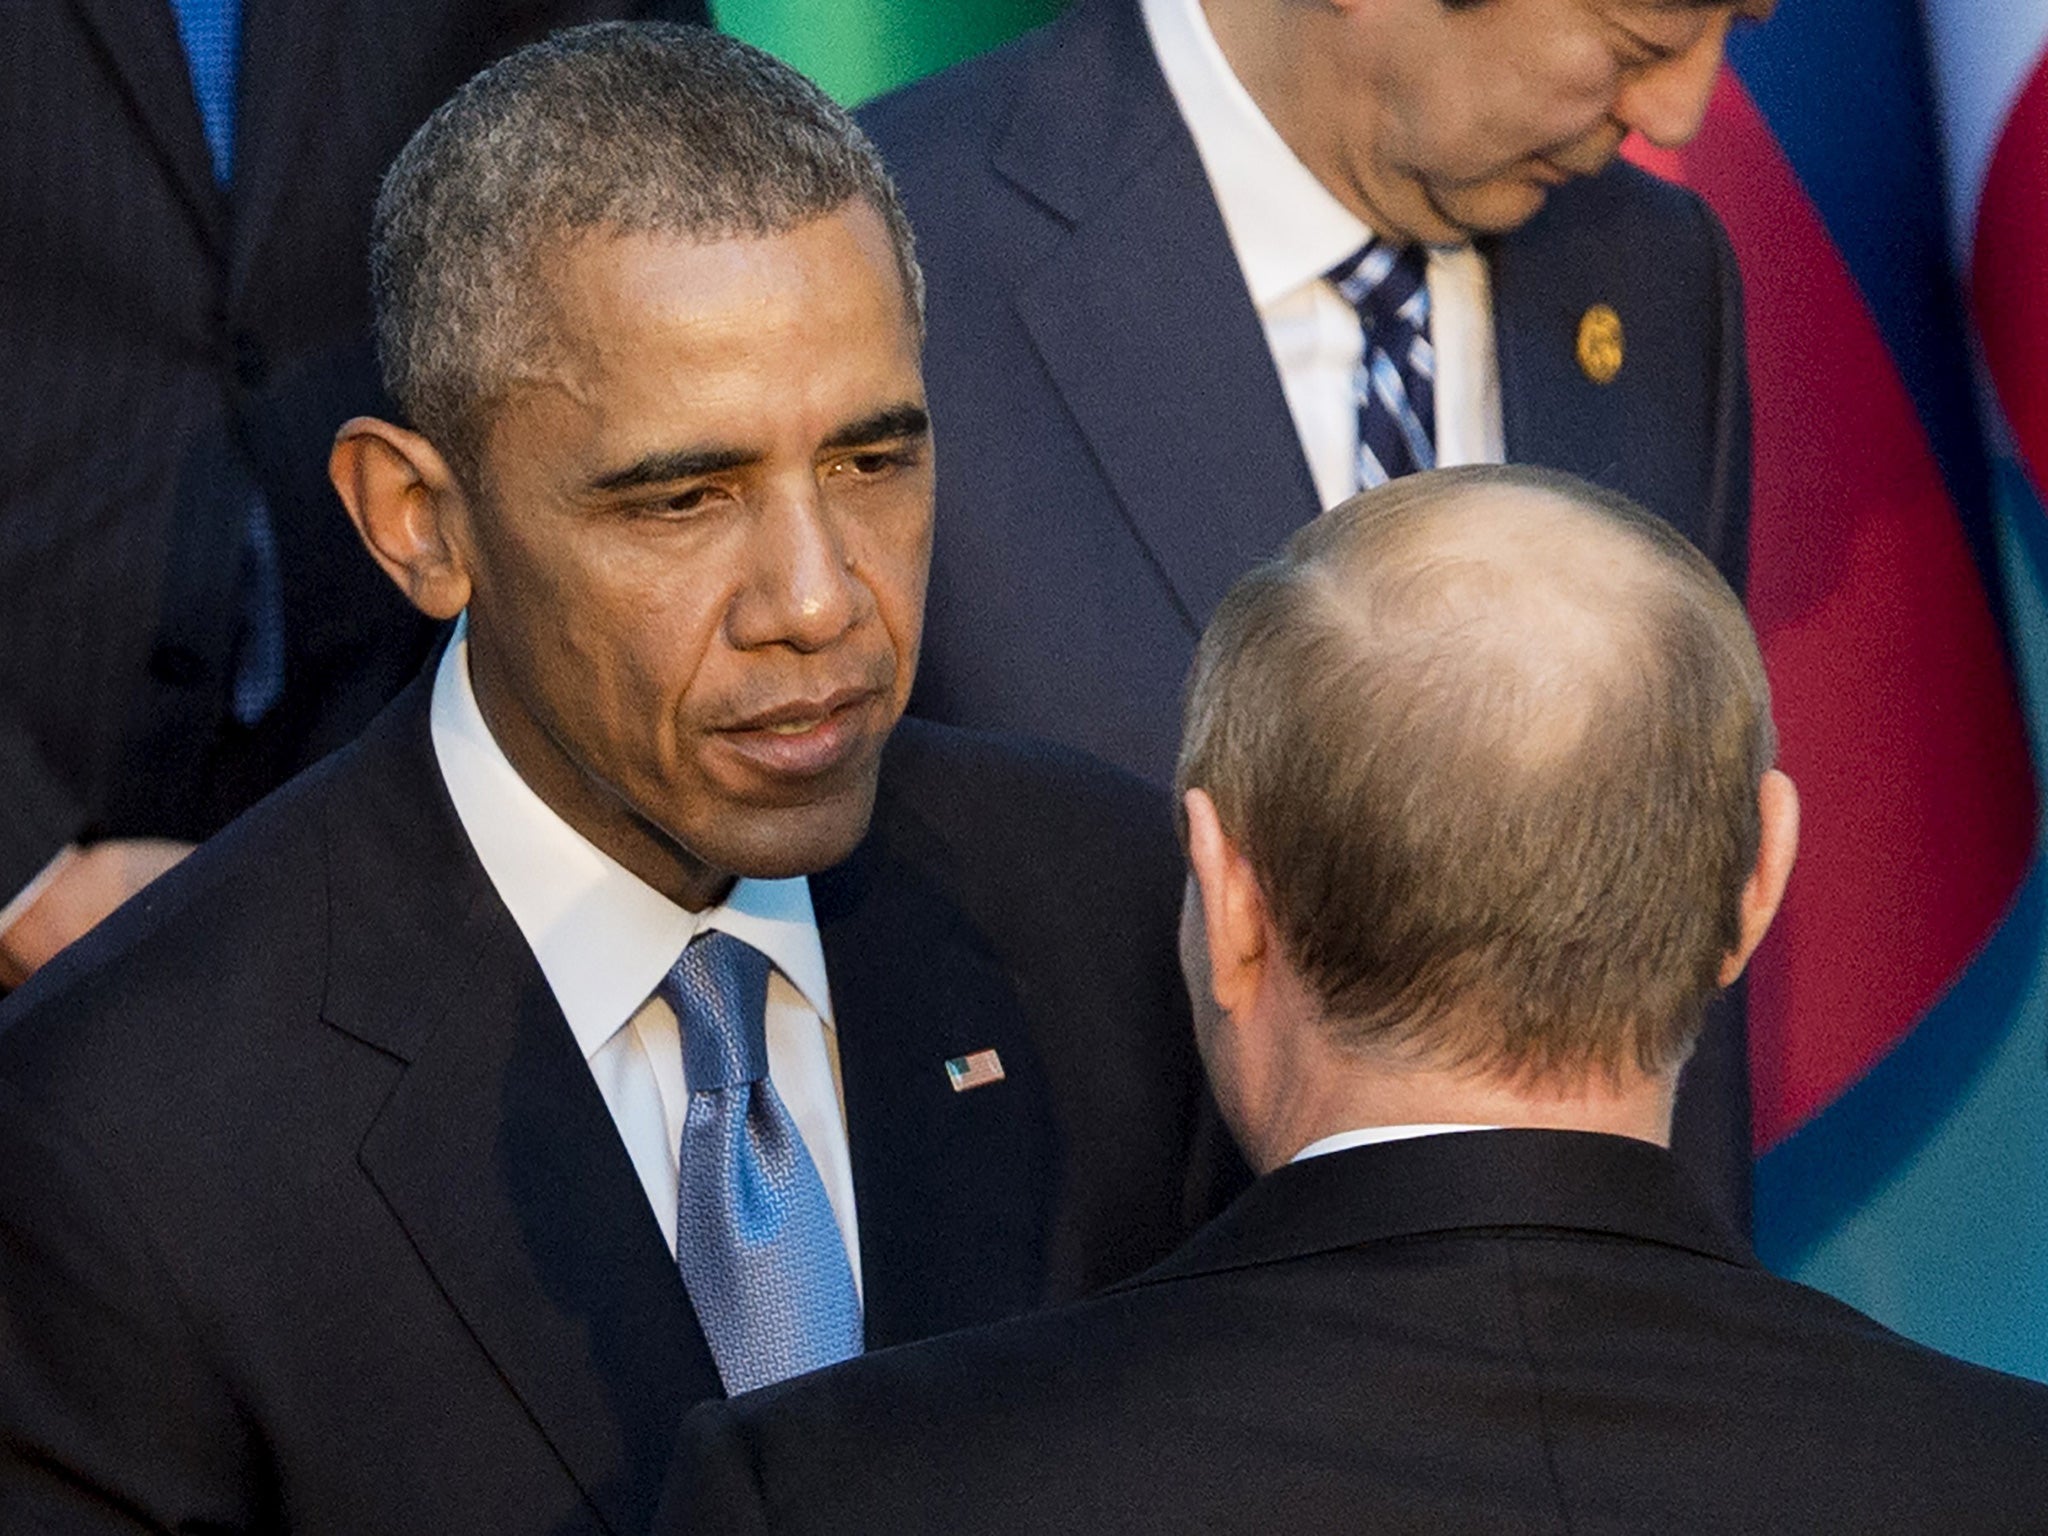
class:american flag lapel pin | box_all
[944,1048,1006,1093]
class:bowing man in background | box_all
[0,25,1226,1535]
[661,465,2048,1536]
[858,0,1779,1224]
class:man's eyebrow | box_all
[820,403,931,452]
[586,444,759,495]
[584,404,930,494]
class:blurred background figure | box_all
[0,0,709,986]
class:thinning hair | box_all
[370,22,922,481]
[1177,465,1775,1083]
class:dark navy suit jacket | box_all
[662,1131,2048,1536]
[859,0,1754,1224]
[0,680,1228,1534]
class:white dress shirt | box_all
[429,619,863,1297]
[1142,0,1505,510]
[1292,1124,1500,1164]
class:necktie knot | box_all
[1326,238,1436,488]
[658,930,772,1091]
[1328,239,1431,342]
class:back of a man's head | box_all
[1178,464,1776,1086]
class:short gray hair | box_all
[1177,465,1776,1082]
[370,22,923,478]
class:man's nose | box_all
[1613,18,1733,150]
[727,484,865,653]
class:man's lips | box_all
[712,685,890,779]
[724,684,881,734]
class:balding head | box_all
[1178,465,1776,1087]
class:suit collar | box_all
[1123,1129,1756,1290]
[317,672,497,1064]
[425,624,831,1060]
[229,0,345,279]
[318,674,715,1536]
[987,0,1181,226]
[67,0,346,274]
[989,0,1320,635]
[68,0,227,255]
[814,733,1060,1347]
[1487,164,1676,486]
[320,695,1071,1510]
[1139,0,1366,306]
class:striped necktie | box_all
[1327,240,1436,488]
[661,930,863,1394]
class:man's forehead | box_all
[520,212,911,363]
[538,211,910,342]
[477,211,923,473]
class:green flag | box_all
[711,0,1067,105]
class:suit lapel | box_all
[325,687,715,1536]
[228,0,343,281]
[815,795,1059,1350]
[1490,176,1659,490]
[996,0,1319,632]
[68,0,227,255]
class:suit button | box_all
[231,332,267,392]
[149,645,204,687]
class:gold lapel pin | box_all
[944,1048,1006,1093]
[1576,304,1624,385]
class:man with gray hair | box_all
[0,25,1226,1534]
[661,465,2048,1535]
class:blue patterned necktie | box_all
[660,930,863,1395]
[1328,240,1436,488]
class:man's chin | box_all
[689,775,885,884]
[1425,179,1554,241]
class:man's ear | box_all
[1718,768,1799,987]
[329,417,473,620]
[1182,788,1272,1020]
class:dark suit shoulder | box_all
[1504,162,1734,326]
[1552,157,1721,234]
[874,716,1181,902]
[860,0,1165,237]
[858,23,1034,152]
[0,692,427,1137]
[1526,160,1739,326]
[0,756,336,1073]
[666,1221,2048,1536]
[880,714,1176,826]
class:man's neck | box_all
[1267,1063,1677,1171]
[1199,0,1371,229]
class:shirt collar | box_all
[1141,0,1371,307]
[428,617,834,1061]
[1290,1124,1501,1163]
